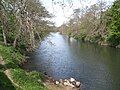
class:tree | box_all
[106,0,120,46]
[0,0,8,45]
[0,0,53,50]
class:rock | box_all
[76,81,81,87]
[63,82,69,86]
[70,78,75,82]
[63,80,70,86]
[63,80,75,88]
[55,81,59,85]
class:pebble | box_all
[70,78,75,82]
[76,81,81,87]
[45,76,81,88]
[63,82,68,86]
[55,81,59,85]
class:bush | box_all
[74,33,86,41]
[106,0,120,46]
[107,32,120,46]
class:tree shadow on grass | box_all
[0,71,15,90]
[0,63,18,90]
[0,64,5,70]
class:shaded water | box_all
[23,32,120,90]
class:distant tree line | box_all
[58,0,120,47]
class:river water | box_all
[23,32,120,90]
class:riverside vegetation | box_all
[58,0,120,48]
[0,0,81,90]
[0,0,120,90]
[0,0,54,90]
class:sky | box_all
[41,0,115,27]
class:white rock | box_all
[76,81,80,87]
[63,80,75,88]
[70,78,75,82]
[55,81,59,85]
[63,82,69,86]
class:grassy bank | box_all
[0,45,47,90]
[0,71,15,90]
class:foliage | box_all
[107,32,120,46]
[0,0,54,50]
[106,0,120,46]
[59,0,120,47]
[0,0,53,90]
[74,33,86,41]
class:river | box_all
[23,32,120,90]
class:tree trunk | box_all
[2,19,7,45]
[13,36,18,48]
[2,28,7,45]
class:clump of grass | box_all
[10,69,47,90]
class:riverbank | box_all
[68,34,120,48]
[0,45,47,90]
[0,44,81,90]
[44,75,81,90]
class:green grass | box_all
[10,69,47,90]
[0,45,47,90]
[0,45,23,69]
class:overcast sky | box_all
[41,0,115,26]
